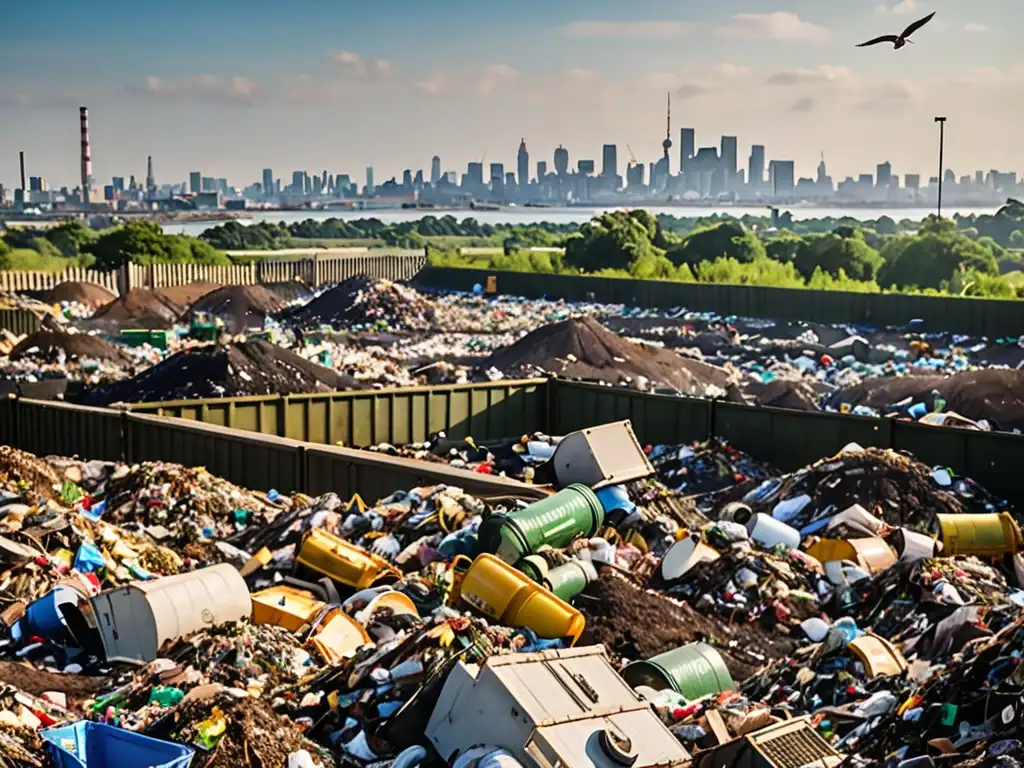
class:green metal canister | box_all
[478,485,604,563]
[621,643,734,702]
[544,560,599,601]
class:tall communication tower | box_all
[79,106,93,205]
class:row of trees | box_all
[437,210,1023,298]
[0,221,229,271]
[200,215,578,251]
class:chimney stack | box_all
[79,106,92,206]
[19,151,26,190]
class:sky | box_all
[0,0,1020,190]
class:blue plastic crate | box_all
[42,721,194,768]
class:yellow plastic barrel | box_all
[251,586,326,632]
[296,529,402,589]
[937,513,1024,558]
[457,554,585,645]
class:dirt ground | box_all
[577,574,796,681]
[87,288,187,330]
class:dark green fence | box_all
[417,267,1024,336]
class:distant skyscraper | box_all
[601,145,617,178]
[720,136,738,190]
[489,163,504,184]
[291,170,305,193]
[748,145,765,187]
[905,174,920,190]
[944,168,956,185]
[554,145,569,176]
[517,139,529,190]
[365,167,375,194]
[402,169,413,189]
[680,128,695,169]
[975,170,985,185]
[263,169,273,196]
[578,160,595,175]
[146,156,155,192]
[768,160,795,198]
[467,162,484,187]
[537,161,547,180]
[627,162,645,189]
[430,155,441,185]
[661,93,673,182]
[876,162,892,189]
[189,172,201,195]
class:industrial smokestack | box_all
[79,106,93,206]
[19,151,25,190]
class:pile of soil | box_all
[744,379,823,411]
[578,574,795,680]
[0,662,108,711]
[264,280,314,304]
[829,370,1024,431]
[187,285,288,333]
[283,276,436,331]
[154,281,222,306]
[483,317,734,394]
[0,446,62,502]
[85,339,362,405]
[87,288,186,330]
[44,281,116,309]
[8,329,133,364]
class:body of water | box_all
[163,204,1002,237]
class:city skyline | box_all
[0,0,1019,187]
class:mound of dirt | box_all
[87,288,186,330]
[744,379,823,411]
[154,281,222,306]
[0,662,108,711]
[579,574,795,680]
[264,280,314,304]
[44,281,116,309]
[187,284,288,333]
[483,316,734,394]
[830,369,1024,431]
[283,276,436,331]
[9,329,133,364]
[85,339,362,405]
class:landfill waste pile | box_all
[282,277,437,332]
[262,279,315,305]
[8,330,134,366]
[425,290,612,334]
[187,285,289,334]
[2,416,1024,766]
[83,339,362,405]
[44,281,116,312]
[482,316,737,394]
[84,288,187,331]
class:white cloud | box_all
[329,51,395,80]
[856,81,914,112]
[964,22,991,33]
[955,66,1003,85]
[135,75,261,105]
[766,66,854,87]
[478,64,518,95]
[713,63,752,80]
[876,0,919,14]
[716,12,828,43]
[555,20,691,39]
[416,64,518,98]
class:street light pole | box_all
[934,116,947,218]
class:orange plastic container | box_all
[251,586,326,632]
[455,554,585,645]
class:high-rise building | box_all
[577,160,595,176]
[680,128,695,169]
[467,162,484,188]
[905,174,920,190]
[537,161,547,180]
[262,169,273,197]
[402,169,413,189]
[975,170,985,185]
[554,145,569,176]
[748,145,765,188]
[291,170,305,194]
[29,177,45,192]
[489,163,504,185]
[414,170,424,187]
[365,167,375,195]
[202,176,216,193]
[944,168,956,185]
[146,156,155,193]
[601,145,617,178]
[768,160,795,198]
[189,172,201,195]
[876,162,892,189]
[517,139,529,191]
[430,156,441,185]
[720,136,738,190]
[626,162,645,189]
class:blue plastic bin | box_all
[42,722,194,768]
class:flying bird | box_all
[857,11,935,49]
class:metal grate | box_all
[753,726,836,768]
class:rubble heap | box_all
[283,277,436,332]
[187,285,289,333]
[86,288,186,330]
[8,330,134,365]
[44,281,116,310]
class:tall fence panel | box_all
[415,267,1024,336]
[0,308,45,336]
[126,380,549,448]
[13,400,125,461]
[0,268,120,296]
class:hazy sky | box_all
[1,0,1019,189]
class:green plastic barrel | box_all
[621,643,734,702]
[478,485,604,563]
[545,560,598,601]
[515,555,550,584]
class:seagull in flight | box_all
[857,11,935,49]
